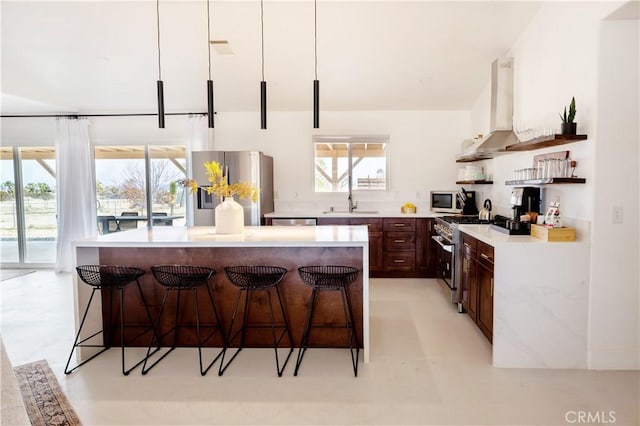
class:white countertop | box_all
[457,224,583,246]
[266,210,440,219]
[73,225,369,248]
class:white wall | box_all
[2,109,470,213]
[590,18,639,370]
[469,1,639,369]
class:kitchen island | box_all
[72,226,370,363]
[458,224,590,369]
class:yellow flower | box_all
[180,161,260,202]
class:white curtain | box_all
[55,117,96,272]
[185,115,211,226]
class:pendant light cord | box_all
[207,0,212,80]
[260,0,265,81]
[156,0,162,80]
[314,0,318,80]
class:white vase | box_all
[215,197,244,234]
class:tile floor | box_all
[1,271,638,425]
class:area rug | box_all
[0,269,35,282]
[13,359,81,426]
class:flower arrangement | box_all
[181,161,259,202]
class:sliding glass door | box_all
[0,147,57,266]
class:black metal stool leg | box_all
[65,288,110,374]
[201,284,226,376]
[142,288,173,375]
[218,288,246,376]
[294,289,317,376]
[341,287,359,377]
[267,288,293,377]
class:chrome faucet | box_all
[348,193,358,212]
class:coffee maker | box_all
[510,187,541,220]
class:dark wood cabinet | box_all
[459,232,494,342]
[270,216,437,279]
[350,218,383,273]
[317,217,384,274]
[416,218,437,277]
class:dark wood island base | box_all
[99,246,364,349]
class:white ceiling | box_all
[0,1,542,115]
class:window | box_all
[313,136,388,192]
[0,147,57,265]
[95,146,186,233]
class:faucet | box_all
[347,172,357,212]
[348,192,358,212]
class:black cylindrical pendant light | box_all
[207,80,214,128]
[259,0,267,129]
[156,0,165,128]
[157,80,165,128]
[261,81,267,129]
[206,0,214,128]
[313,79,319,129]
[312,0,319,129]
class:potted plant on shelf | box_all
[181,161,259,234]
[559,96,577,135]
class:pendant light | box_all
[156,0,165,128]
[260,0,267,129]
[206,0,214,128]
[313,0,319,129]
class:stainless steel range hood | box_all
[456,58,518,162]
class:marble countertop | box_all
[266,210,440,219]
[73,225,369,248]
[457,224,584,246]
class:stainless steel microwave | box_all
[430,191,462,213]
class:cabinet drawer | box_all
[350,218,383,232]
[461,233,477,254]
[384,232,416,251]
[478,241,494,268]
[383,218,416,232]
[383,252,416,270]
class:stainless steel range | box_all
[433,215,489,312]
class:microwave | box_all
[430,191,462,213]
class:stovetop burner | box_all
[438,215,491,225]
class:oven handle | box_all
[432,235,453,253]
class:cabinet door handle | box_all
[393,259,406,263]
[394,239,405,243]
[480,253,493,261]
[463,242,471,249]
[491,278,494,297]
[393,223,406,227]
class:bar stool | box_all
[294,265,360,377]
[218,266,293,377]
[142,265,226,376]
[64,265,159,375]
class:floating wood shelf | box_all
[505,177,586,185]
[456,180,493,185]
[505,134,588,152]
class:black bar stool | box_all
[218,266,293,377]
[294,265,360,377]
[142,265,226,376]
[65,265,159,375]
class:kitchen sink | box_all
[321,210,379,214]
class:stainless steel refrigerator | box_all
[191,151,274,226]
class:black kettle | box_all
[479,199,492,221]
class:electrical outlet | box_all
[612,205,623,224]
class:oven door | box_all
[432,235,455,292]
